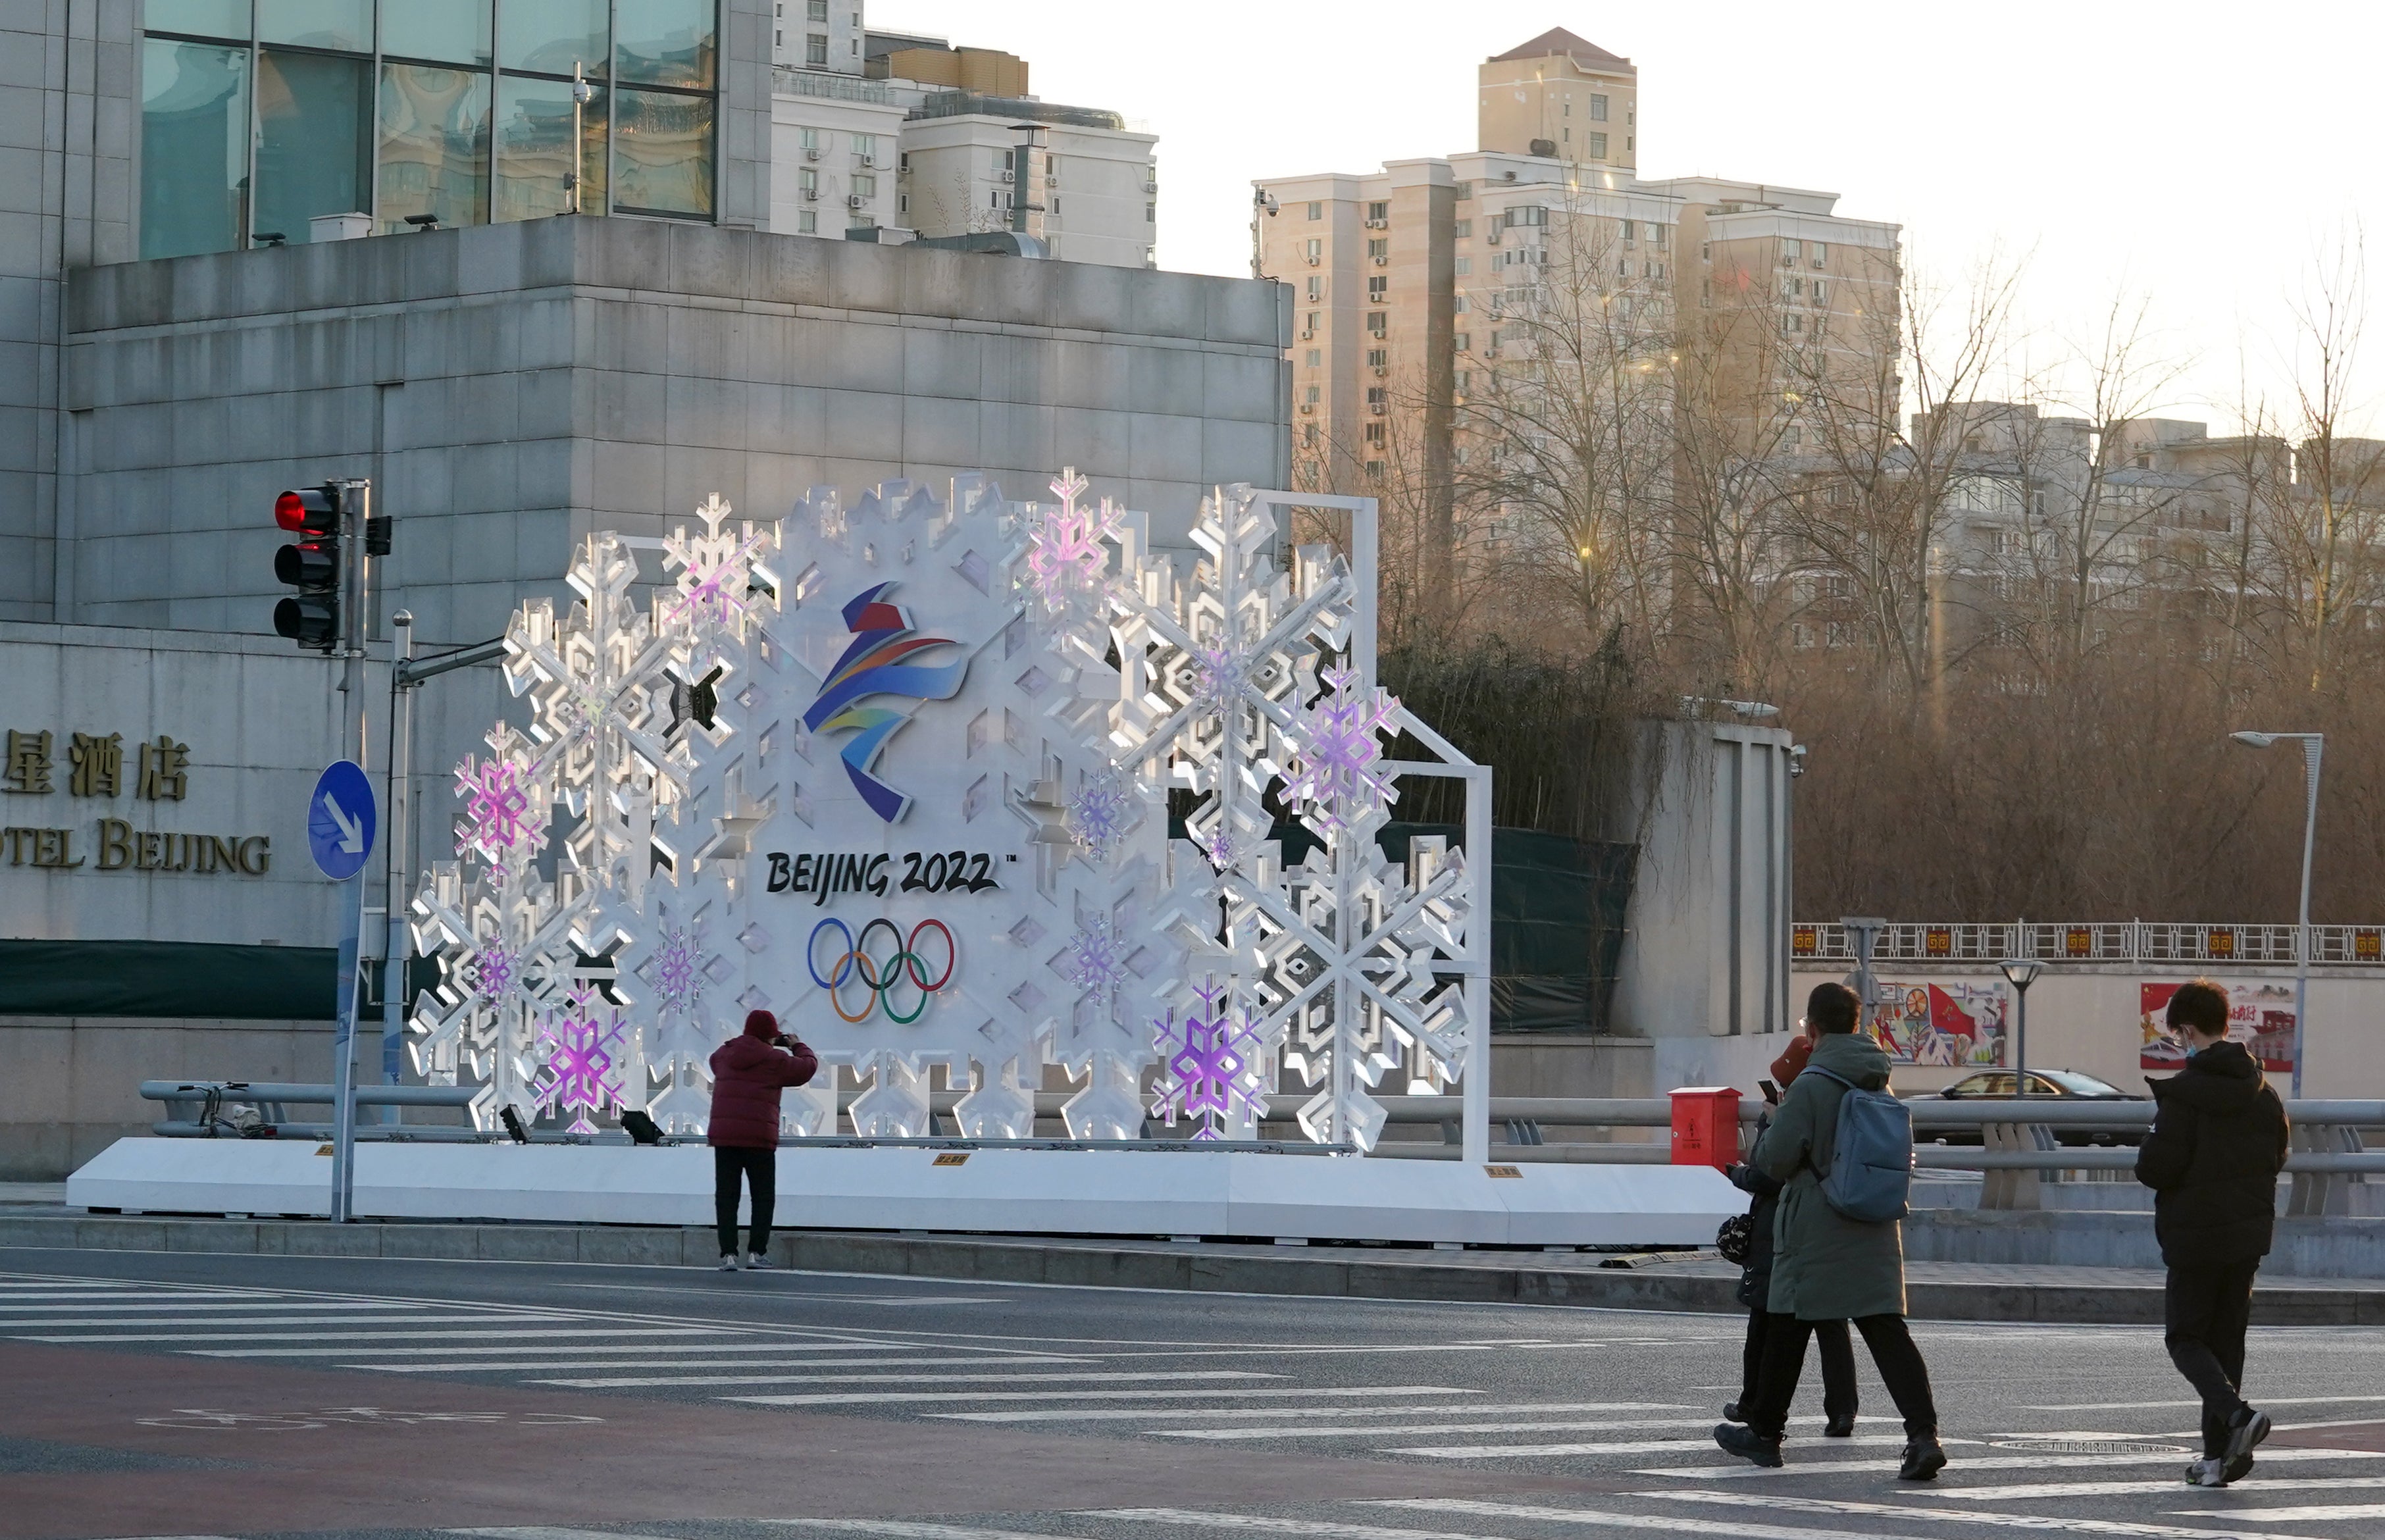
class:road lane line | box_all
[2028,1395,2385,1411]
[350,1355,1088,1372]
[3,1314,565,1330]
[1089,1511,1494,1540]
[34,1326,736,1344]
[1928,1476,2385,1501]
[1394,1434,1951,1458]
[1160,1416,1859,1441]
[756,1522,1083,1539]
[2165,1506,2385,1522]
[1628,1448,2385,1479]
[1628,1488,2357,1540]
[729,1385,1480,1408]
[538,1369,1279,1388]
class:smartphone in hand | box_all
[1758,1078,1780,1106]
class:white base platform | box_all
[66,1139,1738,1247]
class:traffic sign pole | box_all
[309,759,378,1223]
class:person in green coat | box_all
[1714,981,1947,1481]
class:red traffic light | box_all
[276,486,338,534]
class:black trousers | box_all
[1749,1313,1937,1441]
[2166,1260,2259,1456]
[714,1146,777,1258]
[1741,1310,1858,1423]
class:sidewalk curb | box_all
[5,1213,2380,1324]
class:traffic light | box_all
[272,483,342,651]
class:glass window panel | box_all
[612,86,713,218]
[500,0,609,76]
[253,49,372,243]
[382,0,494,65]
[140,39,250,259]
[145,0,252,40]
[378,64,491,232]
[615,0,715,88]
[494,75,605,221]
[256,0,371,51]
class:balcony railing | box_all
[1791,920,2385,967]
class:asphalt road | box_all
[1,1244,2381,1540]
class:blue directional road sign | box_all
[307,760,377,881]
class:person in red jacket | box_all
[707,1009,818,1271]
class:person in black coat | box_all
[1721,1031,1857,1437]
[2136,979,2291,1489]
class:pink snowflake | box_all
[643,925,703,1015]
[532,987,627,1135]
[1065,768,1135,862]
[1058,915,1131,1004]
[1279,666,1402,834]
[1150,982,1266,1139]
[461,940,517,1006]
[455,755,535,862]
[1186,640,1250,716]
[1021,469,1120,618]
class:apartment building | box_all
[1257,29,1897,526]
[769,9,1158,265]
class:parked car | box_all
[1909,1067,2151,1146]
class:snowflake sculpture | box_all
[662,493,781,640]
[1056,913,1131,1005]
[1065,766,1138,864]
[1279,665,1402,837]
[454,752,536,867]
[1187,639,1252,717]
[1150,982,1269,1140]
[1019,467,1121,626]
[530,987,628,1135]
[459,940,517,1007]
[645,923,703,1016]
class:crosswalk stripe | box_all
[0,1292,276,1303]
[2029,1395,2385,1411]
[752,1522,1075,1540]
[195,1339,791,1358]
[1383,1499,2344,1540]
[1629,1447,2385,1479]
[0,1300,336,1312]
[929,1400,1691,1425]
[1394,1434,1951,1458]
[33,1326,732,1344]
[1929,1476,2385,1501]
[1158,1415,1855,1442]
[1089,1510,1489,1540]
[537,1369,1281,1388]
[1633,1487,2357,1540]
[2167,1505,2385,1522]
[351,1355,1088,1372]
[3,1314,562,1330]
[448,1528,648,1540]
[729,1385,1479,1408]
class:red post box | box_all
[1670,1085,1744,1166]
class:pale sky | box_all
[883,0,2384,436]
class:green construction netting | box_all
[0,940,440,1021]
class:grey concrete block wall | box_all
[62,217,1292,648]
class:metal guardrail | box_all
[1793,919,2385,966]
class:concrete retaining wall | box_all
[1904,1208,2385,1279]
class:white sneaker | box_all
[2224,1408,2272,1464]
[2185,1458,2232,1487]
[746,1252,775,1270]
[717,1254,740,1271]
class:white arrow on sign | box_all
[322,792,365,854]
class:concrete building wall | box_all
[60,216,1291,650]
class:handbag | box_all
[1715,1210,1753,1266]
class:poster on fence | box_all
[1866,981,2007,1067]
[2140,981,2296,1072]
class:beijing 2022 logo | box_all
[801,582,973,823]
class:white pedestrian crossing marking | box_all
[1627,1488,2361,1540]
[727,1384,1479,1408]
[1090,1511,1488,1540]
[2029,1394,2385,1411]
[1381,1499,2349,1540]
[354,1355,1085,1372]
[536,1369,1281,1388]
[6,1314,575,1331]
[2167,1505,2385,1522]
[32,1326,732,1345]
[1929,1475,2385,1501]
[931,1400,1691,1425]
[1158,1414,1849,1441]
[752,1522,1075,1540]
[1629,1447,2385,1479]
[1398,1433,1959,1458]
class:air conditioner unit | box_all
[846,194,866,208]
[1143,180,1158,193]
[1483,347,1500,358]
[1372,255,1386,266]
[1305,254,1320,266]
[1370,327,1387,340]
[1000,170,1014,183]
[803,146,821,161]
[1364,217,1387,229]
[1370,403,1385,415]
[800,187,819,201]
[1298,328,1314,340]
[1484,228,1501,245]
[1047,174,1059,186]
[1372,366,1388,377]
[1299,403,1315,414]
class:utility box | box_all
[1670,1085,1743,1166]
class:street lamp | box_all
[567,66,596,215]
[2231,729,2324,1096]
[1249,187,1279,279]
[1997,958,2042,1098]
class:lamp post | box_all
[2231,730,2323,1096]
[1998,958,2043,1097]
[567,66,595,214]
[1249,187,1278,279]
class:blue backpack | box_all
[1804,1065,1914,1222]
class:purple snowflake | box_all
[1054,914,1134,1010]
[461,940,517,1006]
[666,530,771,630]
[1279,666,1402,834]
[455,755,535,862]
[1065,768,1135,862]
[1021,469,1120,618]
[1200,819,1235,871]
[1186,640,1250,716]
[1150,982,1267,1139]
[645,925,702,1015]
[532,987,628,1135]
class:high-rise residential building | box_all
[1257,28,1900,552]
[769,9,1158,266]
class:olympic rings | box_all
[808,917,956,1024]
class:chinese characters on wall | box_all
[1,729,267,875]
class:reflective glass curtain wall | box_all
[139,0,717,255]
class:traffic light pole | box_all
[329,478,372,1223]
